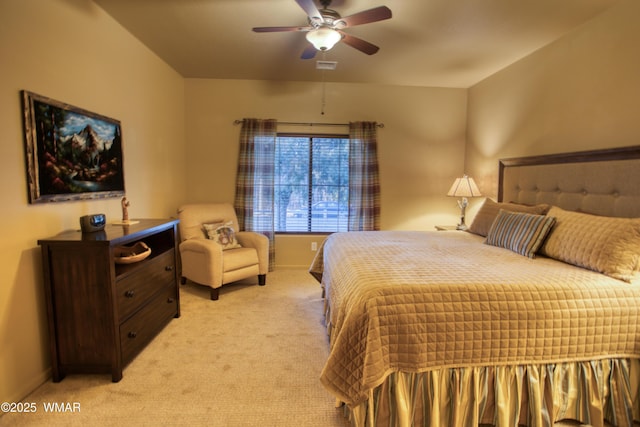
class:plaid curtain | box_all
[234,118,276,270]
[348,121,381,231]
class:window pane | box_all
[275,137,309,232]
[311,138,348,232]
[275,135,348,232]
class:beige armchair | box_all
[177,203,269,300]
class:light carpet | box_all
[0,269,348,427]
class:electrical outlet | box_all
[311,241,318,251]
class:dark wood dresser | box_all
[38,219,180,382]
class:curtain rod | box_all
[233,119,384,128]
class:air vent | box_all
[316,60,337,70]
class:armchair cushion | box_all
[222,247,259,271]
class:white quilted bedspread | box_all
[311,231,640,406]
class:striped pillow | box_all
[485,210,556,258]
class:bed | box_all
[309,146,640,427]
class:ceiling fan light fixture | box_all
[305,27,342,51]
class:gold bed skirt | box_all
[343,359,640,427]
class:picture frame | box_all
[22,91,125,204]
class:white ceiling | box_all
[95,0,619,88]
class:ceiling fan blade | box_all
[340,33,380,55]
[253,26,310,33]
[338,6,392,28]
[301,45,317,60]
[295,0,323,22]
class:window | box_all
[274,134,349,232]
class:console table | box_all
[38,219,180,382]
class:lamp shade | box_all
[447,175,481,198]
[305,27,342,51]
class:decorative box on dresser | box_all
[38,219,180,382]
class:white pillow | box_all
[202,221,242,250]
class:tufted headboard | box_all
[498,146,640,218]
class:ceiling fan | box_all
[252,0,392,59]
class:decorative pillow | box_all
[202,221,242,250]
[485,210,556,258]
[540,206,640,282]
[468,198,551,237]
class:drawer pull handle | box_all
[165,266,174,271]
[125,290,135,298]
[128,331,137,339]
[167,297,175,304]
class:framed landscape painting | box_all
[22,91,125,203]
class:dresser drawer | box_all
[116,249,176,321]
[119,284,178,365]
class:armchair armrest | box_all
[179,238,224,287]
[236,231,269,274]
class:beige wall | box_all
[184,79,468,267]
[466,0,640,198]
[0,1,187,403]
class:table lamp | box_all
[447,175,481,230]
